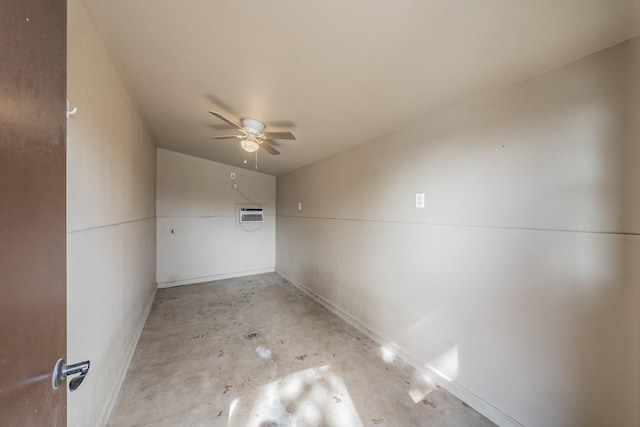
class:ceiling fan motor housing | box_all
[241,118,265,134]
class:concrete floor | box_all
[108,273,495,427]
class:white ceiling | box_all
[85,0,639,176]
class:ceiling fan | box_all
[209,111,296,156]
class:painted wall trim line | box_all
[277,270,524,427]
[96,287,157,427]
[157,268,276,288]
[68,217,157,234]
[275,215,640,237]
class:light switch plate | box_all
[415,193,425,208]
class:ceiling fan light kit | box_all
[240,137,260,153]
[209,111,296,169]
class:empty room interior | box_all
[58,0,640,426]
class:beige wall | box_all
[66,0,157,425]
[276,38,640,427]
[156,149,275,287]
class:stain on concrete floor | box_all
[107,273,496,427]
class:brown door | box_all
[0,0,68,425]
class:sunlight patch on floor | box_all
[378,346,397,363]
[228,365,363,427]
[406,346,460,404]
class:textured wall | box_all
[156,149,275,287]
[276,38,640,427]
[66,0,157,424]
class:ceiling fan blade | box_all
[260,141,280,155]
[209,111,242,129]
[212,135,242,139]
[211,135,244,139]
[263,131,296,140]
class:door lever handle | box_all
[52,358,90,391]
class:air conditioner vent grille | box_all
[239,207,264,223]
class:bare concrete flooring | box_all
[108,273,495,427]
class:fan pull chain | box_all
[255,150,258,170]
[243,148,247,164]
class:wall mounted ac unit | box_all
[239,207,264,223]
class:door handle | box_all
[52,358,90,391]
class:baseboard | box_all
[98,285,157,426]
[157,267,275,288]
[277,271,523,427]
